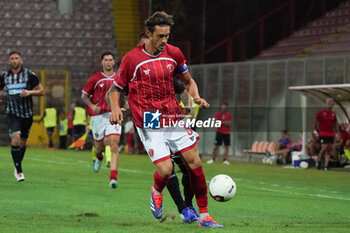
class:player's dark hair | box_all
[100,51,115,60]
[222,102,228,106]
[9,50,22,57]
[281,130,288,134]
[145,11,174,33]
[137,31,148,42]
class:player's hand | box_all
[109,108,123,125]
[194,97,210,108]
[20,89,31,97]
[91,105,101,114]
[183,106,194,119]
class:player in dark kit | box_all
[109,12,223,228]
[0,51,44,182]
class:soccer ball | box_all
[209,174,236,202]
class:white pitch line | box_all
[245,185,350,201]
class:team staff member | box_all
[207,103,232,165]
[313,98,339,171]
[109,12,223,228]
[0,51,44,181]
[38,107,57,150]
[72,104,87,142]
[82,51,121,189]
[58,111,68,149]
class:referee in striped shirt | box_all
[0,51,44,182]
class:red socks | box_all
[110,170,118,181]
[153,171,169,193]
[97,152,104,161]
[189,166,208,213]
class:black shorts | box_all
[6,115,33,139]
[319,136,334,144]
[46,127,55,135]
[68,128,73,136]
[215,132,230,146]
[73,125,86,138]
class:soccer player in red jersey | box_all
[313,98,339,171]
[108,12,223,228]
[82,51,121,188]
[207,103,232,165]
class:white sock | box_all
[200,213,209,220]
[152,186,162,195]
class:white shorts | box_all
[91,112,121,141]
[136,123,200,164]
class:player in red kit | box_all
[313,98,339,171]
[108,12,223,228]
[208,103,232,165]
[82,51,121,188]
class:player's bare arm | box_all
[81,92,101,114]
[108,84,123,125]
[20,83,45,97]
[178,72,209,108]
[179,89,194,118]
[222,120,232,127]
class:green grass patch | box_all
[0,147,349,233]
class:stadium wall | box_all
[190,55,350,157]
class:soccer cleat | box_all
[110,179,118,189]
[223,160,230,165]
[199,215,224,228]
[207,159,214,164]
[189,206,200,222]
[93,159,102,172]
[106,161,111,168]
[180,207,197,223]
[324,167,328,171]
[17,173,25,182]
[150,186,163,219]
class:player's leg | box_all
[166,161,186,212]
[173,156,194,206]
[104,134,120,188]
[46,127,54,149]
[165,158,196,223]
[208,132,222,164]
[222,134,230,164]
[181,146,223,228]
[136,127,172,219]
[317,138,328,169]
[92,140,104,172]
[91,115,105,172]
[324,143,332,170]
[172,155,199,222]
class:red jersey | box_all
[82,72,115,116]
[315,108,337,137]
[113,44,187,128]
[215,111,231,134]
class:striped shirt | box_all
[113,44,188,128]
[0,68,40,118]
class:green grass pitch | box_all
[0,147,349,233]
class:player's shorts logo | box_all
[148,149,154,157]
[143,110,161,129]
